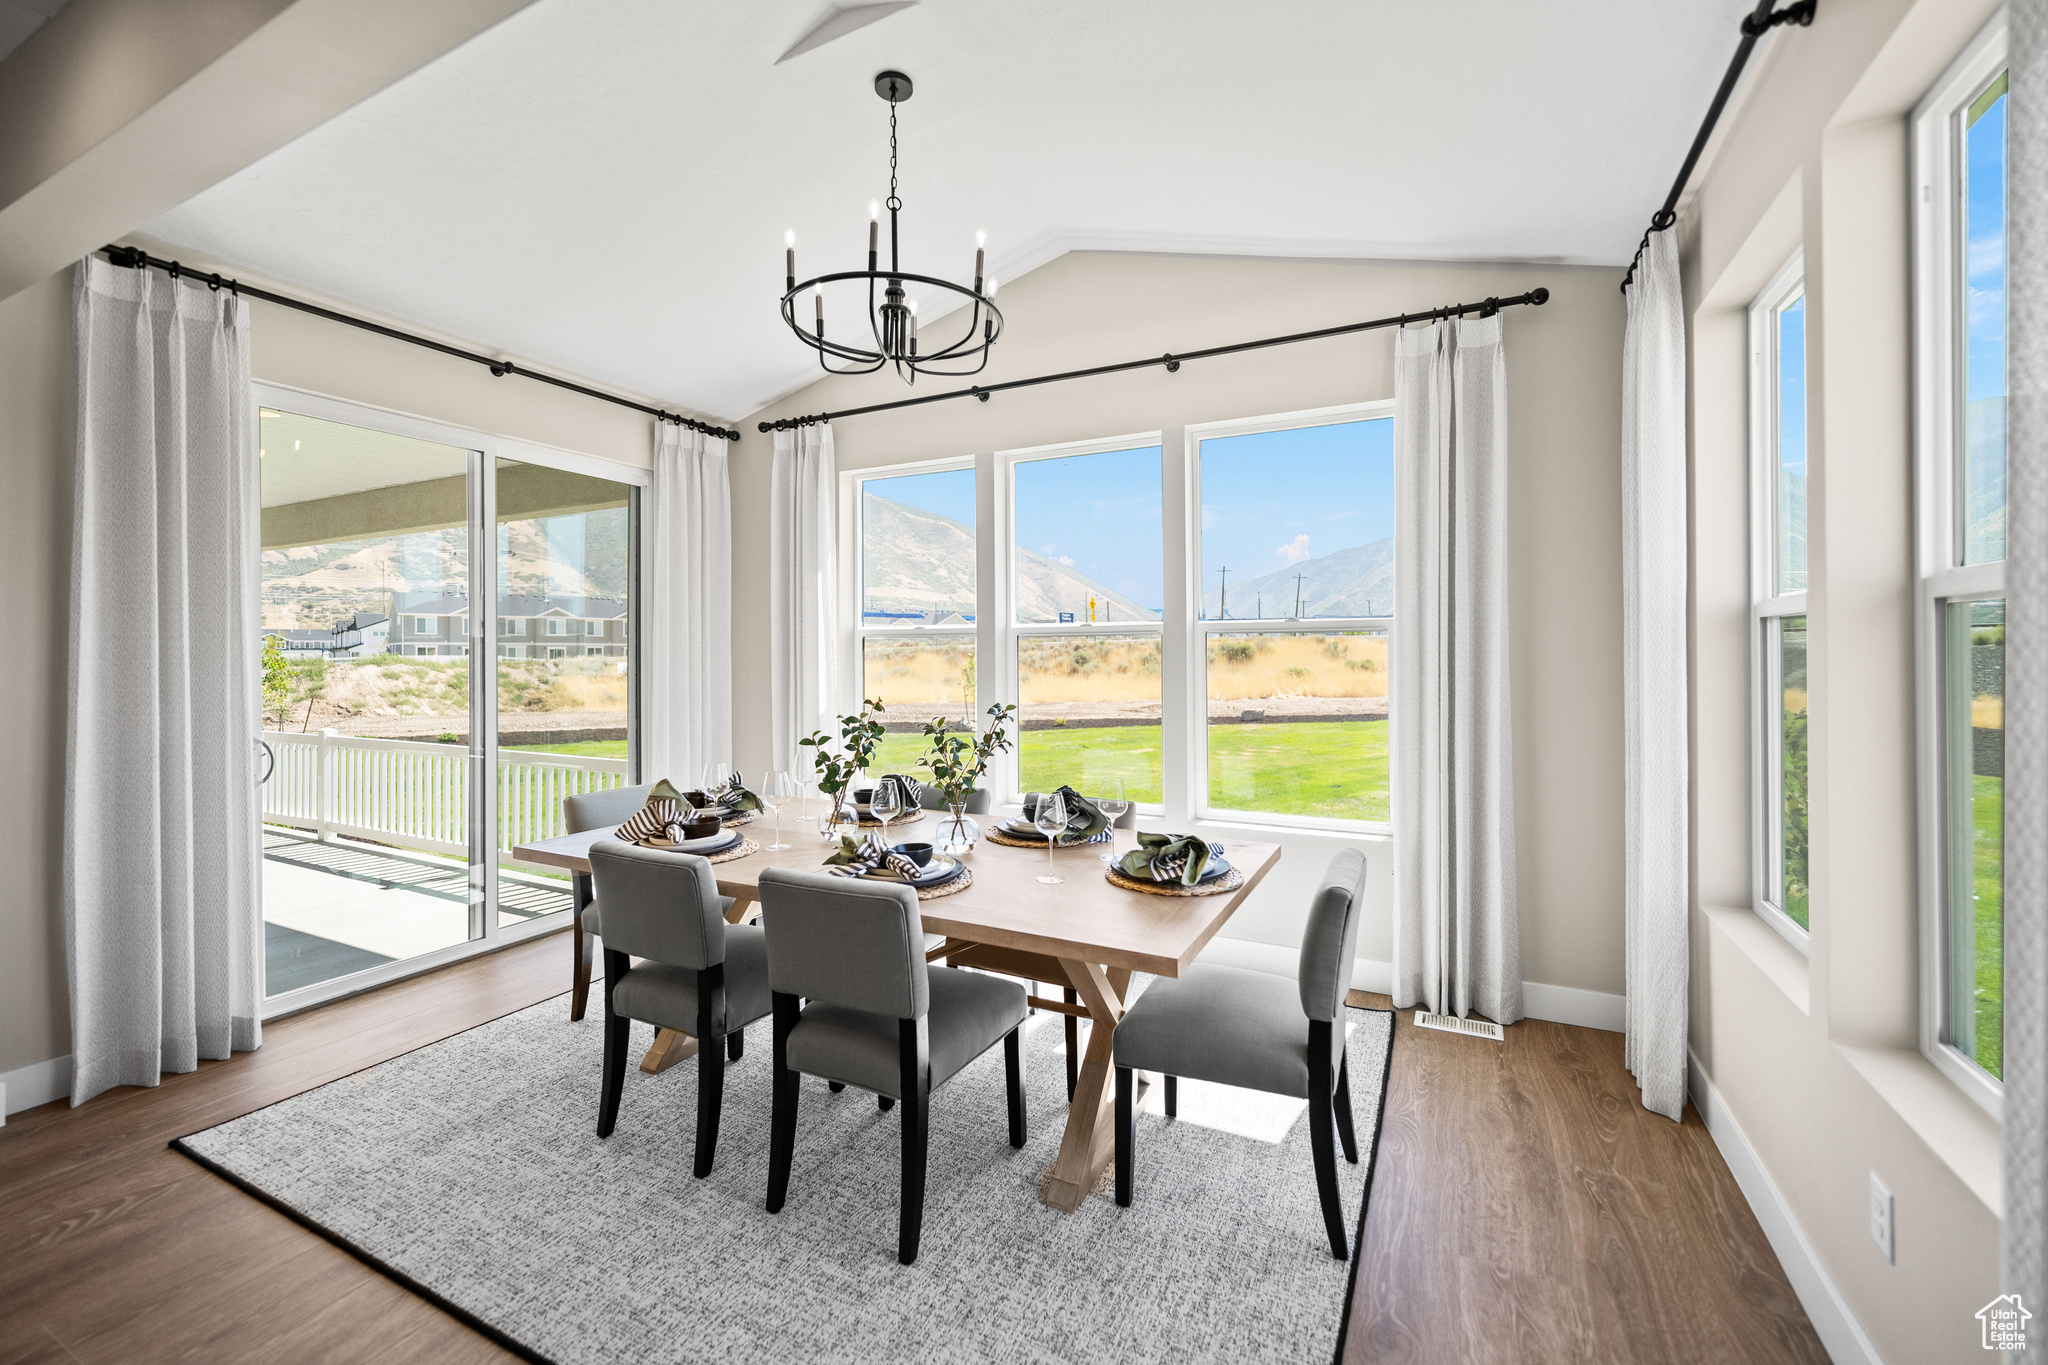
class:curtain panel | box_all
[2006,0,2048,1317]
[1390,313,1523,1025]
[67,256,263,1106]
[645,422,732,786]
[1620,229,1691,1123]
[769,424,838,778]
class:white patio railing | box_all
[262,729,629,860]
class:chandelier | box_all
[780,71,1003,384]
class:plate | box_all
[997,818,1053,841]
[1116,854,1232,885]
[863,854,961,889]
[647,829,742,855]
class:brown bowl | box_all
[680,814,723,841]
[682,789,711,808]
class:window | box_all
[457,616,467,637]
[853,464,977,775]
[1749,256,1810,948]
[1195,411,1393,823]
[548,646,567,659]
[501,618,520,636]
[547,618,566,636]
[1915,17,2007,1110]
[413,615,431,633]
[585,619,602,636]
[1010,440,1163,800]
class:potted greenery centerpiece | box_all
[917,702,1018,856]
[798,698,888,837]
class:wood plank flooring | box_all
[0,941,1827,1364]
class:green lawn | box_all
[868,720,1389,821]
[1974,772,2004,1077]
[507,740,627,758]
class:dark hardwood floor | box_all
[0,939,1827,1364]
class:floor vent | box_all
[1413,1011,1504,1041]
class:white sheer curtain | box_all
[1391,313,1523,1025]
[67,256,262,1105]
[2005,0,2048,1315]
[644,421,731,785]
[1620,228,1691,1123]
[770,424,837,777]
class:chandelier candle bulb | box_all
[784,230,795,288]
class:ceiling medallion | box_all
[780,70,1002,385]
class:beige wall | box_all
[0,256,666,1082]
[1684,0,2004,1357]
[738,251,1628,996]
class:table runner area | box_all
[173,991,1392,1365]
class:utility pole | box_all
[1293,572,1306,618]
[1255,592,1262,620]
[1218,566,1229,620]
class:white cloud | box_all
[1058,555,1075,566]
[1276,533,1312,564]
[1042,543,1058,554]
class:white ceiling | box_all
[145,0,1755,421]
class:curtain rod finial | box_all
[1530,287,1550,305]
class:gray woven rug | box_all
[174,990,1392,1365]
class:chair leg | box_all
[1064,987,1079,1101]
[1307,1020,1349,1260]
[898,1019,931,1266]
[1005,1026,1027,1148]
[694,1030,726,1179]
[828,1080,846,1093]
[596,948,630,1138]
[569,872,595,1022]
[727,1028,745,1062]
[1114,1065,1134,1207]
[879,1094,895,1111]
[1165,1074,1177,1118]
[1334,1051,1359,1164]
[766,993,801,1214]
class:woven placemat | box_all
[916,866,973,901]
[706,837,761,864]
[984,825,1048,849]
[1104,865,1246,897]
[720,810,757,827]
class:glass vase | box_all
[820,792,860,840]
[935,801,980,857]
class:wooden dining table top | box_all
[513,819,1279,978]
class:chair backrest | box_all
[917,786,991,814]
[587,840,728,968]
[564,782,656,835]
[1297,848,1368,1021]
[758,866,928,1020]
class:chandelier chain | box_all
[886,102,901,212]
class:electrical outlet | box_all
[1869,1172,1894,1264]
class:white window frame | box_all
[252,380,647,1021]
[412,615,431,633]
[1747,254,1811,953]
[585,619,603,636]
[840,453,981,775]
[993,431,1166,809]
[1913,13,2008,1118]
[1186,401,1395,834]
[547,617,566,636]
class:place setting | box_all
[606,775,761,863]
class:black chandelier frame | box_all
[780,71,1003,384]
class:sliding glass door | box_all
[256,388,640,1009]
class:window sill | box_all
[1834,1041,2001,1216]
[1700,902,1810,1015]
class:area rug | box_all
[173,990,1392,1365]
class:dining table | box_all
[512,816,1279,1212]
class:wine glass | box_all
[1096,778,1129,865]
[870,778,902,857]
[702,759,732,802]
[764,771,796,851]
[1034,788,1067,885]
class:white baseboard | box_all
[1198,936,1624,1032]
[1688,1053,1884,1365]
[3,1053,72,1118]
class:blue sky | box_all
[1014,445,1164,609]
[1778,296,1805,483]
[1200,418,1394,589]
[866,466,975,526]
[1967,89,2008,405]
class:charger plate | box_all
[1104,865,1246,897]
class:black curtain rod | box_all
[758,287,1550,432]
[97,245,743,443]
[1619,0,1817,293]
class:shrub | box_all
[1219,641,1256,664]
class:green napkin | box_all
[1117,831,1220,886]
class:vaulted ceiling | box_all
[144,0,1755,421]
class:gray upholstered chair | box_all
[563,783,738,1023]
[589,840,771,1178]
[757,866,1029,1265]
[1112,847,1369,1259]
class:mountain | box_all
[1201,538,1393,620]
[860,493,1157,622]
